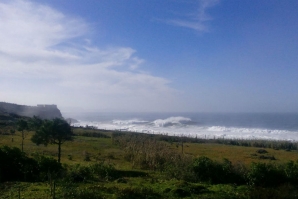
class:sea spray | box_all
[65,112,298,141]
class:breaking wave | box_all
[152,117,191,127]
[69,114,298,141]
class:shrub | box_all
[32,153,63,181]
[247,162,286,187]
[192,156,218,183]
[115,135,182,171]
[89,161,117,181]
[164,154,194,181]
[170,181,206,197]
[192,157,244,184]
[283,161,298,184]
[65,162,117,182]
[60,182,105,199]
[67,164,92,182]
[0,146,39,182]
[117,187,160,199]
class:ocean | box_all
[62,112,298,141]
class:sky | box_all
[0,0,298,113]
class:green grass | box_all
[2,128,298,167]
[0,179,247,199]
[2,127,298,198]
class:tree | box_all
[28,116,44,131]
[31,118,73,163]
[17,119,28,152]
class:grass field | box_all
[2,130,298,167]
[1,127,298,198]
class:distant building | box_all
[37,104,57,108]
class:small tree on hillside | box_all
[31,118,73,163]
[17,119,28,152]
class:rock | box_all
[65,118,79,123]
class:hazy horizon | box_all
[1,0,298,113]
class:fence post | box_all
[18,186,21,199]
[181,141,184,154]
[52,181,56,199]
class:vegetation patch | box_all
[1,115,298,198]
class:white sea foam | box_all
[204,126,296,140]
[71,116,298,141]
[153,117,191,127]
[112,119,148,125]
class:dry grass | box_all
[0,131,128,168]
[1,129,298,169]
[183,142,298,166]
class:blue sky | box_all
[1,0,298,112]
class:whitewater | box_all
[63,112,298,141]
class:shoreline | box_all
[71,122,298,142]
[73,126,298,151]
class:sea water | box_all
[62,112,298,141]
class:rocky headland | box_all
[0,102,63,119]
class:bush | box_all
[65,162,117,182]
[0,146,64,182]
[192,156,219,183]
[247,162,286,187]
[115,135,183,171]
[117,187,160,199]
[170,181,206,197]
[60,182,105,199]
[90,161,117,181]
[0,146,39,182]
[192,156,244,184]
[164,155,194,181]
[67,164,92,182]
[32,153,63,181]
[283,161,298,184]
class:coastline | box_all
[63,112,298,141]
[71,120,298,142]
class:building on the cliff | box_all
[37,104,58,109]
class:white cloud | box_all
[164,0,219,32]
[0,0,178,112]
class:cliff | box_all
[0,102,63,119]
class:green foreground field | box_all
[1,128,298,198]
